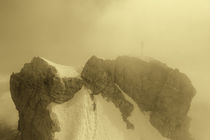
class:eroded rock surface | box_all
[10,57,83,140]
[81,56,196,140]
[10,56,195,140]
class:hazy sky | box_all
[0,0,210,139]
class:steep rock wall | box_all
[10,56,195,140]
[81,56,196,140]
[10,57,82,140]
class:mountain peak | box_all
[10,56,195,140]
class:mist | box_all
[0,74,18,125]
[0,0,210,139]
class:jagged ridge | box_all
[81,56,196,140]
[10,57,83,140]
[10,56,196,140]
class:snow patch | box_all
[48,85,169,140]
[49,86,125,140]
[116,84,169,140]
[139,56,154,62]
[41,57,79,78]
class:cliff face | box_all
[10,56,195,140]
[81,56,196,140]
[10,57,83,140]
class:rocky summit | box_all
[10,56,196,140]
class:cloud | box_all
[0,74,18,128]
[0,0,209,139]
[0,91,18,127]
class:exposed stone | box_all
[10,56,196,140]
[82,56,134,129]
[81,56,196,140]
[10,57,83,140]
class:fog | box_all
[0,0,210,139]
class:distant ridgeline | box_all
[10,56,195,140]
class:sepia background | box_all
[0,0,210,139]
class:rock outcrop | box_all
[81,56,196,140]
[10,56,195,140]
[10,57,83,140]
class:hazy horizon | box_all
[0,0,210,139]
